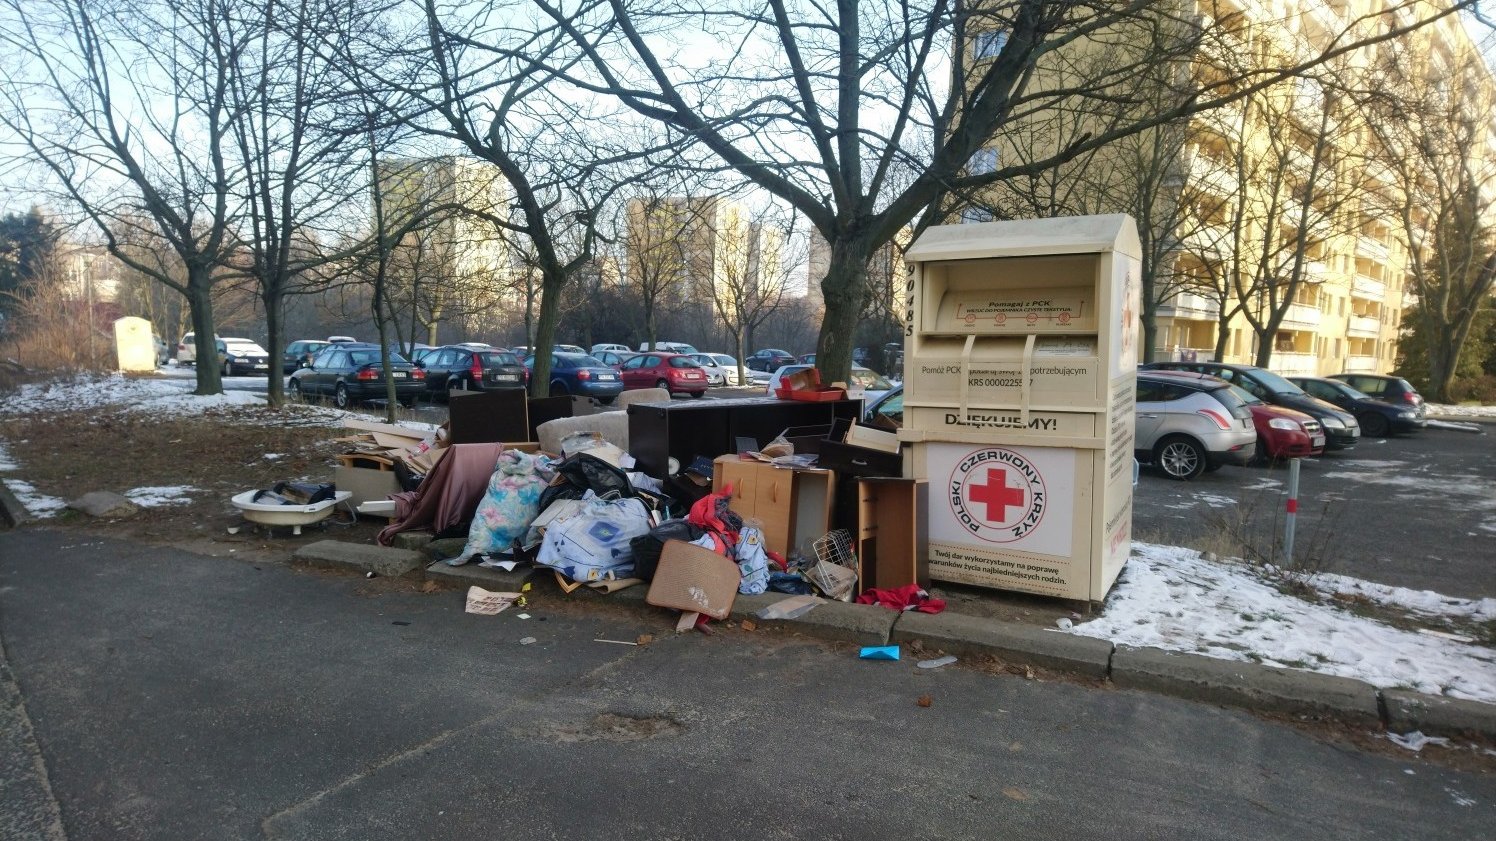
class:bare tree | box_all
[0,0,256,395]
[1357,39,1496,401]
[512,0,1470,382]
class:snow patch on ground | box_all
[1308,573,1496,623]
[1070,543,1496,704]
[1,479,67,518]
[1426,403,1496,418]
[125,486,197,508]
[0,442,17,471]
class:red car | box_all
[1249,401,1325,460]
[619,352,708,397]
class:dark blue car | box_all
[524,352,625,403]
[1288,376,1425,438]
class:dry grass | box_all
[0,402,355,535]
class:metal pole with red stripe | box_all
[1284,458,1300,564]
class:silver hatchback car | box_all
[1135,371,1257,480]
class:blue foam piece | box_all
[859,645,901,661]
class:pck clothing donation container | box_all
[898,214,1140,602]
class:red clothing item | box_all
[855,583,945,614]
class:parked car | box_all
[637,341,700,356]
[799,353,817,365]
[409,346,442,366]
[1330,373,1427,420]
[327,335,358,344]
[1139,369,1323,465]
[287,343,425,408]
[746,348,796,372]
[618,352,708,397]
[1134,372,1256,479]
[176,332,220,365]
[863,384,904,429]
[419,345,527,400]
[688,353,746,387]
[216,338,271,377]
[283,339,331,374]
[553,344,587,355]
[1141,361,1360,450]
[591,343,633,355]
[594,350,636,369]
[1287,376,1425,438]
[523,352,625,402]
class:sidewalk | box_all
[296,536,1496,742]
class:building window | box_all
[960,206,994,224]
[974,30,1008,59]
[968,147,1000,175]
[1333,338,1341,357]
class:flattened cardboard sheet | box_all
[645,540,739,619]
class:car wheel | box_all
[656,378,670,394]
[1359,412,1390,438]
[597,396,615,406]
[1153,435,1206,481]
[689,391,705,399]
[287,380,303,402]
[222,361,231,377]
[398,398,415,408]
[333,382,350,409]
[549,382,568,397]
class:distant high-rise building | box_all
[624,195,779,305]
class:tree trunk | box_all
[815,237,872,384]
[1140,309,1159,365]
[1212,314,1230,362]
[186,268,222,396]
[529,270,564,397]
[263,286,284,406]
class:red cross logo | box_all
[967,467,1025,523]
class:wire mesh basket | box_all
[806,529,858,601]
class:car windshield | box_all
[668,356,700,368]
[711,355,737,366]
[851,369,892,390]
[1226,384,1262,405]
[1250,368,1304,395]
[478,351,519,367]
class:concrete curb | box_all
[293,540,424,578]
[1111,646,1382,724]
[423,561,535,592]
[890,611,1113,679]
[1382,689,1496,737]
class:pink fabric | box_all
[855,583,945,614]
[377,443,505,546]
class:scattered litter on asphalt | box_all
[516,613,531,620]
[741,619,758,632]
[916,694,933,707]
[756,594,821,620]
[391,620,410,626]
[364,571,376,579]
[859,645,900,661]
[519,637,537,645]
[465,586,522,615]
[1386,731,1451,752]
[594,638,639,645]
[1056,618,1073,630]
[917,655,958,669]
[636,634,654,645]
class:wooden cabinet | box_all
[855,478,928,592]
[713,456,834,557]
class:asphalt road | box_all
[1132,422,1496,600]
[1,528,1492,840]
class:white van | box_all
[637,341,699,355]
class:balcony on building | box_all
[1344,354,1378,373]
[1272,351,1318,376]
[1282,301,1322,330]
[1352,271,1387,300]
[1347,313,1380,338]
[1158,290,1221,319]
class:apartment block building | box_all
[623,195,782,307]
[967,0,1494,376]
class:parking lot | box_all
[1133,423,1496,600]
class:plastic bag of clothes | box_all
[735,525,770,595]
[535,492,653,582]
[447,450,548,566]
